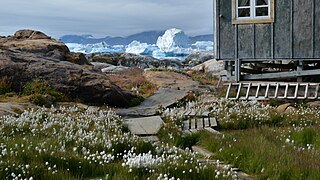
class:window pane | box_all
[238,0,250,7]
[256,0,268,6]
[238,8,250,17]
[256,7,269,16]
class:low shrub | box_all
[188,71,218,85]
[0,76,12,95]
[22,80,52,95]
[22,80,68,106]
[176,133,200,149]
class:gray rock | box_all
[101,66,129,73]
[88,52,182,69]
[183,51,215,67]
[117,88,188,117]
[124,116,164,135]
[0,103,36,116]
[307,101,320,108]
[191,59,226,76]
[0,30,137,107]
[276,103,291,113]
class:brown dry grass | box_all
[0,95,30,103]
[108,67,158,98]
[187,71,218,86]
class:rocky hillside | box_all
[0,30,137,107]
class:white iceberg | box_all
[191,41,214,51]
[125,41,158,55]
[156,28,189,52]
[66,42,124,54]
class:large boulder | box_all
[14,30,51,40]
[183,51,215,67]
[0,30,137,107]
[190,59,226,76]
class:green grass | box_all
[198,126,320,179]
[0,106,227,180]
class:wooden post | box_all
[297,60,304,82]
[235,59,241,82]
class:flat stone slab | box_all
[0,103,36,116]
[117,88,187,117]
[124,116,164,135]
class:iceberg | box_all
[156,28,189,52]
[66,42,124,54]
[191,41,214,51]
[64,28,214,61]
[125,41,158,56]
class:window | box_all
[232,0,274,24]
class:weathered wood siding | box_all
[218,0,235,59]
[215,0,320,60]
[293,0,313,58]
[274,0,292,58]
[315,0,320,57]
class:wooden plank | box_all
[183,120,189,131]
[315,0,320,58]
[274,0,292,58]
[271,23,274,59]
[238,24,254,58]
[293,0,313,58]
[242,69,320,80]
[253,24,256,59]
[235,59,241,82]
[312,0,315,58]
[219,0,235,59]
[210,118,218,127]
[204,117,210,127]
[304,84,309,99]
[255,24,272,58]
[239,58,320,62]
[214,0,220,59]
[253,62,296,70]
[255,84,261,98]
[265,84,270,98]
[274,83,279,98]
[190,119,196,129]
[315,84,319,98]
[226,83,232,99]
[195,119,204,129]
[245,83,251,100]
[236,83,242,99]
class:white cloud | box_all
[0,0,213,38]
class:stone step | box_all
[192,146,215,158]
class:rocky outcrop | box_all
[190,59,226,77]
[183,51,215,67]
[88,52,182,69]
[0,30,137,107]
[0,103,37,116]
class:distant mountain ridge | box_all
[60,31,213,45]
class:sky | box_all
[0,0,213,38]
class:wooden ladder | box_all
[225,82,320,100]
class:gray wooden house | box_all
[214,0,320,82]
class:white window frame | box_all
[232,0,274,24]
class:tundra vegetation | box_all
[1,70,320,179]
